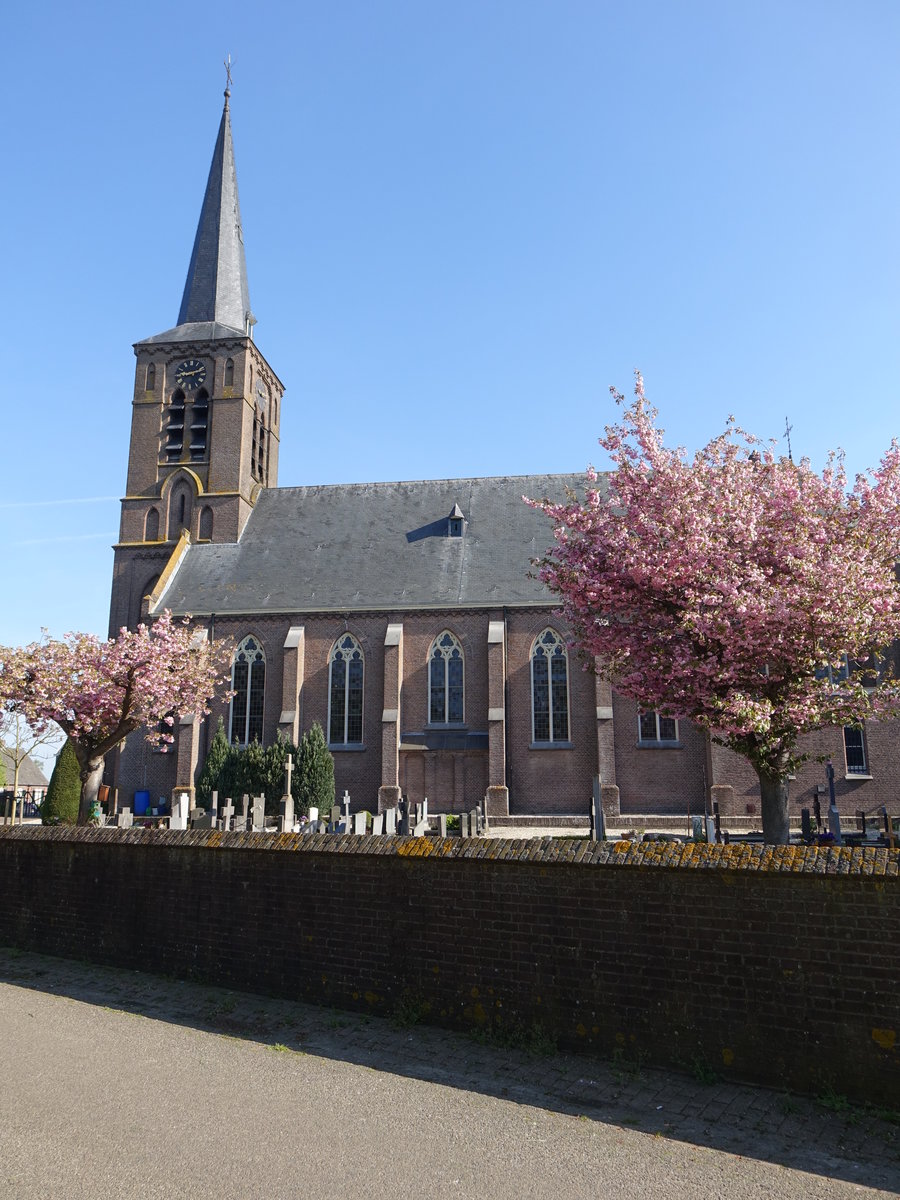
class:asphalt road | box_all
[1,951,897,1199]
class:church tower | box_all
[110,87,285,634]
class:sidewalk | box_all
[0,947,897,1196]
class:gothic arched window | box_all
[198,506,213,540]
[144,507,159,541]
[229,636,266,746]
[328,634,364,745]
[531,629,569,743]
[224,357,234,388]
[429,631,464,724]
[146,363,156,391]
[189,388,209,461]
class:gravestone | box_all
[460,812,470,838]
[331,805,341,824]
[239,794,250,831]
[169,793,189,831]
[191,808,216,830]
[589,777,605,841]
[279,757,295,832]
[398,797,410,836]
[372,813,384,835]
[438,814,447,838]
[470,807,481,836]
[704,815,716,844]
[412,816,428,837]
[826,761,843,845]
[354,811,367,835]
[251,796,266,832]
[210,791,219,821]
[801,808,812,841]
[220,800,235,831]
[117,808,133,829]
[342,791,351,823]
[384,807,396,836]
[309,807,319,824]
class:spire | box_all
[176,88,254,337]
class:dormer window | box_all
[447,503,465,538]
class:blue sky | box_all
[2,0,899,650]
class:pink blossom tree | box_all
[0,612,232,825]
[530,375,900,843]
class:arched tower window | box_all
[429,631,464,724]
[252,404,265,481]
[189,387,209,461]
[229,636,266,746]
[328,635,364,745]
[198,506,213,540]
[144,507,159,541]
[165,389,185,461]
[531,629,569,743]
[170,486,192,532]
[145,363,156,391]
[224,357,234,388]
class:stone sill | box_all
[636,741,684,750]
[328,744,366,753]
[529,741,574,751]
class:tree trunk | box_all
[757,768,791,845]
[77,758,105,826]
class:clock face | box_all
[255,378,269,409]
[174,358,207,391]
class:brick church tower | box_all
[109,87,284,635]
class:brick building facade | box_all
[107,91,895,821]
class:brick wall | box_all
[1,827,896,1104]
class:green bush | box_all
[41,739,81,825]
[196,718,231,808]
[196,723,303,815]
[295,723,335,817]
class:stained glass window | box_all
[429,631,464,724]
[329,635,364,744]
[229,636,265,745]
[531,629,569,742]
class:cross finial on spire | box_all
[784,416,794,462]
[224,53,234,96]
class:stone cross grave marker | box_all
[220,800,235,831]
[342,791,351,822]
[279,755,295,832]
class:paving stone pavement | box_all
[1,947,898,1197]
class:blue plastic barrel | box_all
[134,790,150,816]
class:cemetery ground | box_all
[1,948,897,1199]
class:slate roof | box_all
[138,91,252,345]
[157,472,599,616]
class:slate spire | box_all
[177,88,254,336]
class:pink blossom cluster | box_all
[0,611,232,763]
[528,374,900,776]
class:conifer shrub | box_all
[295,722,335,817]
[41,738,80,825]
[196,718,231,808]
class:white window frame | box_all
[638,711,679,743]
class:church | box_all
[108,90,893,823]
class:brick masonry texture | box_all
[2,828,897,1104]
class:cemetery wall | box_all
[1,827,897,1104]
